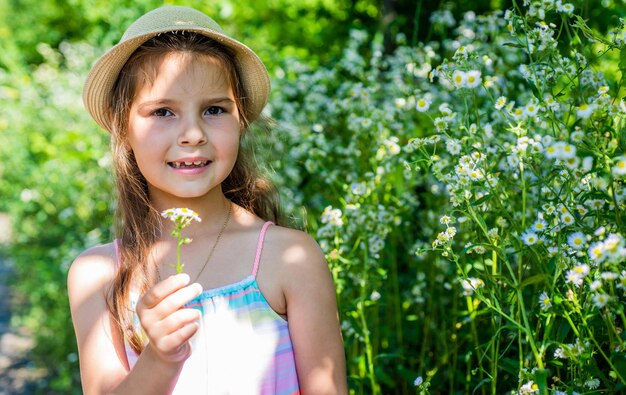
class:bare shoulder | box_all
[67,242,117,301]
[264,225,326,266]
[262,225,330,293]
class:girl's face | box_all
[127,53,240,206]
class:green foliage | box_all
[2,0,626,394]
[0,42,113,392]
[269,1,626,394]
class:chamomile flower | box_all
[554,347,567,359]
[452,70,467,88]
[465,70,482,88]
[588,241,605,263]
[544,142,560,159]
[612,155,626,176]
[532,218,548,232]
[589,280,602,291]
[434,117,449,132]
[567,232,586,250]
[522,230,539,246]
[439,215,453,225]
[446,139,462,155]
[561,143,576,159]
[558,3,575,15]
[416,98,431,112]
[565,270,584,287]
[601,271,618,281]
[495,96,507,110]
[570,130,584,143]
[161,207,202,223]
[592,293,610,308]
[519,381,539,394]
[566,264,590,287]
[321,206,344,227]
[576,103,595,119]
[538,291,552,311]
[461,277,485,296]
[586,199,604,210]
[524,101,540,117]
[584,378,600,390]
[560,212,575,226]
[511,107,525,120]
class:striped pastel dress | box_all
[116,222,301,394]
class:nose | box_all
[178,116,208,146]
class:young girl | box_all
[68,5,347,394]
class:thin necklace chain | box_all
[157,202,232,283]
[192,202,232,283]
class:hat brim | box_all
[83,25,270,132]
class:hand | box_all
[136,273,203,364]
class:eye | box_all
[204,106,224,116]
[153,108,173,117]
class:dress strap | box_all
[251,221,274,278]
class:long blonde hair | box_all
[107,32,280,354]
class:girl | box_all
[68,5,347,395]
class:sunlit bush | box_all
[270,2,626,394]
[0,42,112,393]
[2,1,626,394]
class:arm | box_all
[67,245,202,395]
[279,231,348,394]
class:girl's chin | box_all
[149,186,221,201]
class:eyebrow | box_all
[136,97,235,108]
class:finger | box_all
[139,273,191,309]
[153,322,199,359]
[151,283,203,318]
[137,283,202,329]
[154,308,202,338]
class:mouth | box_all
[168,160,211,169]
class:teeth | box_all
[170,160,208,168]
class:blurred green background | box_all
[1,0,624,393]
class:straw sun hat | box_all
[83,5,270,132]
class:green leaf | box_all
[519,274,546,289]
[502,41,525,48]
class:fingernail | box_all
[194,283,203,294]
[180,273,190,284]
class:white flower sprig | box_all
[161,208,202,274]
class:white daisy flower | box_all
[522,230,539,246]
[576,103,595,119]
[446,139,462,155]
[592,293,610,308]
[524,101,540,116]
[560,212,575,226]
[538,291,552,311]
[601,271,618,281]
[567,232,586,250]
[416,98,431,112]
[465,70,482,88]
[452,70,467,88]
[612,155,626,176]
[589,280,602,291]
[495,96,507,110]
[588,241,605,263]
[532,219,548,232]
[462,277,485,296]
[584,378,600,390]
